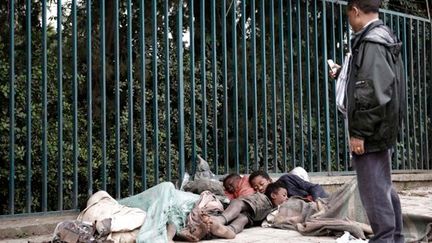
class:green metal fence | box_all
[1,0,431,215]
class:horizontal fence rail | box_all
[1,0,431,215]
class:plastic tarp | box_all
[118,182,200,243]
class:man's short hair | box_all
[347,0,381,14]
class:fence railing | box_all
[1,0,430,215]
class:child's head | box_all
[222,173,242,193]
[249,170,272,193]
[265,182,288,206]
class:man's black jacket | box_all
[347,20,405,152]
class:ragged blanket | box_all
[263,178,432,242]
[118,182,200,243]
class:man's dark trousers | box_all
[353,149,404,243]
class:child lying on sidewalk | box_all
[249,170,328,201]
[205,181,288,239]
[222,173,256,200]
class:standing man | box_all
[331,0,406,242]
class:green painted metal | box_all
[164,0,171,181]
[127,0,135,193]
[115,0,122,195]
[270,0,277,172]
[313,0,322,171]
[177,0,186,184]
[151,0,158,186]
[100,0,107,190]
[402,17,410,170]
[260,0,268,171]
[322,0,331,174]
[189,0,197,174]
[251,0,259,171]
[138,0,147,191]
[8,0,15,215]
[409,18,417,169]
[212,0,219,174]
[232,0,239,173]
[278,0,287,172]
[201,0,208,162]
[72,0,78,208]
[41,0,48,212]
[221,0,229,174]
[330,1,340,172]
[57,0,64,211]
[25,0,32,213]
[305,0,313,172]
[417,20,423,169]
[296,0,304,169]
[288,0,295,169]
[2,0,432,216]
[241,0,249,173]
[86,0,93,197]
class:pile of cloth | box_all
[263,178,432,243]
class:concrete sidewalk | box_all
[196,188,432,243]
[1,174,431,243]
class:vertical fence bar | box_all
[72,0,78,208]
[222,0,229,173]
[417,20,423,169]
[8,0,16,215]
[296,0,304,168]
[164,0,171,181]
[251,0,259,170]
[57,0,64,210]
[127,0,135,192]
[177,0,185,183]
[201,0,208,161]
[115,0,122,195]
[260,0,268,171]
[241,0,248,172]
[338,4,348,170]
[305,0,313,172]
[409,18,417,169]
[151,0,158,185]
[288,0,295,168]
[212,0,219,173]
[425,20,432,170]
[402,17,409,170]
[423,20,432,170]
[422,20,427,170]
[189,0,197,174]
[322,0,331,173]
[41,0,48,212]
[139,0,147,191]
[100,0,107,190]
[313,0,321,171]
[330,1,339,172]
[25,0,32,213]
[270,0,277,172]
[232,1,239,172]
[395,15,402,169]
[278,0,287,172]
[86,0,93,196]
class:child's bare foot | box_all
[208,219,236,239]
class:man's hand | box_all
[328,60,341,79]
[350,137,365,155]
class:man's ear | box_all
[270,192,276,200]
[353,6,361,16]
